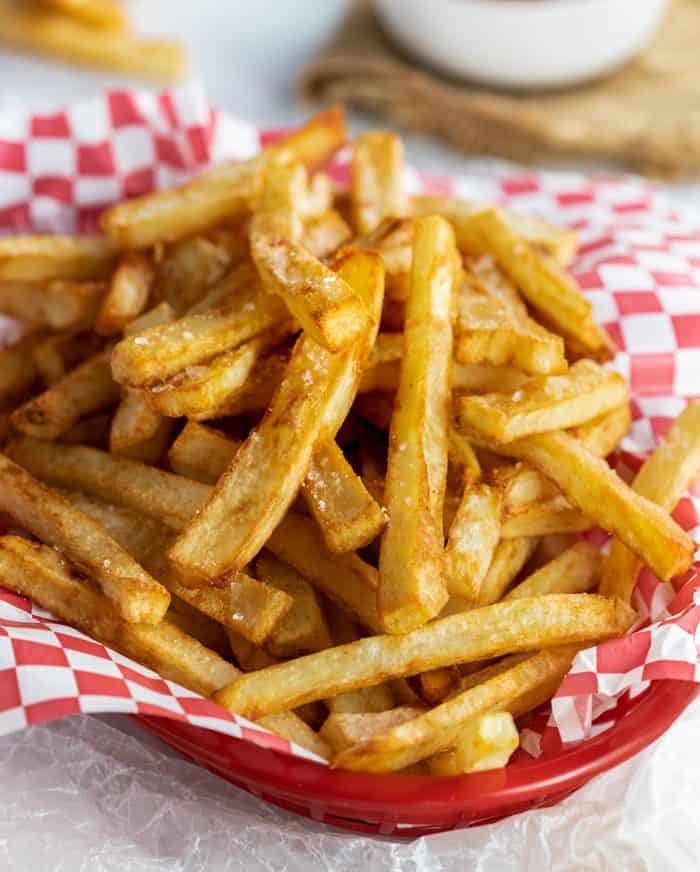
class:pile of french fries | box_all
[0,106,699,775]
[0,0,184,80]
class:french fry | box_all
[250,163,307,243]
[266,512,382,633]
[123,301,175,336]
[506,541,601,600]
[145,326,293,420]
[211,349,289,418]
[482,429,694,582]
[37,0,127,31]
[155,236,233,315]
[59,412,111,447]
[332,648,577,772]
[101,106,346,247]
[500,498,592,538]
[168,422,242,484]
[110,387,172,462]
[11,348,120,439]
[321,706,425,755]
[166,598,230,659]
[111,280,289,387]
[457,257,567,375]
[215,594,634,718]
[453,712,520,773]
[0,335,40,411]
[0,279,107,330]
[477,537,538,606]
[170,250,383,581]
[0,534,328,759]
[6,437,210,531]
[444,483,501,601]
[303,210,352,260]
[303,440,387,553]
[252,235,369,351]
[0,454,170,624]
[453,362,529,395]
[600,401,700,603]
[379,215,456,633]
[32,331,103,385]
[573,403,631,457]
[419,668,459,705]
[0,234,118,282]
[95,251,154,336]
[459,360,627,443]
[227,573,293,645]
[412,195,579,266]
[0,1,185,80]
[351,132,406,235]
[255,552,332,657]
[326,685,396,716]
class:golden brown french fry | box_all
[457,257,567,375]
[0,534,328,759]
[101,106,346,247]
[37,0,127,31]
[0,453,169,624]
[500,498,592,538]
[6,437,209,531]
[250,163,307,243]
[453,712,520,773]
[412,195,579,266]
[379,216,456,633]
[351,132,406,235]
[0,335,40,411]
[459,360,627,443]
[419,668,459,705]
[321,706,425,755]
[12,348,120,439]
[168,421,242,484]
[506,541,601,601]
[211,349,289,418]
[215,594,634,718]
[32,331,103,385]
[332,648,576,772]
[166,597,230,658]
[573,403,631,457]
[227,573,293,645]
[479,429,694,582]
[444,483,501,601]
[110,387,172,462]
[255,552,332,657]
[303,210,352,260]
[123,302,175,336]
[0,279,107,330]
[95,251,154,336]
[155,237,233,315]
[170,249,383,581]
[0,234,118,282]
[600,401,700,603]
[0,1,185,80]
[477,537,538,606]
[252,235,369,351]
[303,440,387,553]
[325,685,396,716]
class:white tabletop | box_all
[0,3,699,869]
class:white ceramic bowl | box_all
[375,0,669,91]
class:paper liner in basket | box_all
[0,83,698,763]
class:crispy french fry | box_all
[12,348,120,439]
[0,335,40,411]
[215,594,634,718]
[250,163,307,243]
[32,331,103,385]
[303,441,387,553]
[227,573,293,645]
[500,498,592,538]
[166,599,230,659]
[302,210,352,260]
[6,437,209,531]
[168,422,242,484]
[476,537,538,606]
[481,429,694,582]
[412,195,579,266]
[101,107,346,247]
[255,552,332,657]
[212,349,290,418]
[0,534,328,758]
[123,301,175,336]
[95,251,154,336]
[0,1,185,80]
[600,401,700,603]
[419,668,459,705]
[111,280,289,387]
[351,132,406,235]
[0,454,169,623]
[459,360,627,443]
[145,326,293,420]
[155,237,233,315]
[0,279,107,330]
[453,362,529,395]
[453,712,520,773]
[37,0,127,31]
[170,250,383,581]
[332,648,577,772]
[444,483,501,601]
[252,235,369,351]
[379,216,456,633]
[325,685,396,716]
[321,706,425,755]
[506,541,601,600]
[0,234,117,282]
[110,387,172,461]
[573,403,631,457]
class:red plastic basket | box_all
[137,679,699,836]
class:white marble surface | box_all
[0,3,699,869]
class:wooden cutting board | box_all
[301,0,700,176]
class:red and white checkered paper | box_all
[0,84,698,764]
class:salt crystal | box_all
[134,337,149,346]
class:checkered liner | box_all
[0,83,698,762]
